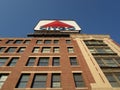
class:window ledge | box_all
[71,65,80,67]
[75,87,88,89]
[14,88,63,90]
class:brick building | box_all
[0,20,120,90]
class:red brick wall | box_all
[0,37,95,90]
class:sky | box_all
[0,0,120,43]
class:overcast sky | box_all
[0,0,120,43]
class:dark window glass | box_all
[42,47,51,53]
[32,47,40,53]
[89,47,115,54]
[89,41,98,44]
[52,57,60,66]
[84,40,105,45]
[105,73,120,87]
[104,58,118,67]
[16,74,30,88]
[115,73,120,81]
[51,73,61,88]
[104,48,114,53]
[73,73,85,87]
[0,74,8,88]
[24,40,30,44]
[99,40,105,44]
[14,40,23,44]
[17,47,26,53]
[95,57,119,67]
[44,40,51,44]
[0,57,8,66]
[5,47,17,53]
[54,40,59,44]
[0,47,6,53]
[96,48,105,53]
[68,47,74,53]
[6,40,14,44]
[36,40,42,44]
[32,74,47,88]
[84,41,89,45]
[7,57,19,66]
[89,48,96,53]
[38,57,49,66]
[116,58,120,64]
[70,57,78,66]
[66,40,71,44]
[26,57,36,66]
[95,58,105,67]
[53,47,60,53]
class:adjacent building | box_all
[0,20,120,90]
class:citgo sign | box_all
[34,20,81,31]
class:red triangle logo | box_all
[42,20,73,28]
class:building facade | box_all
[0,20,120,90]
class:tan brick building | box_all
[0,20,120,90]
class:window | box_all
[54,40,59,44]
[95,57,119,67]
[70,57,78,66]
[84,40,106,45]
[44,40,51,44]
[68,47,74,53]
[26,57,36,66]
[105,48,114,53]
[42,47,51,53]
[14,40,23,44]
[16,74,30,88]
[53,47,60,53]
[116,58,120,64]
[0,47,6,53]
[17,47,26,53]
[6,40,14,44]
[0,74,8,88]
[5,47,17,53]
[38,57,49,66]
[96,48,105,53]
[0,57,8,66]
[52,57,60,66]
[73,73,85,88]
[66,40,71,44]
[89,48,96,53]
[24,40,30,44]
[36,40,42,44]
[85,40,120,88]
[32,47,40,53]
[51,73,61,88]
[88,47,115,54]
[104,73,120,87]
[32,74,47,88]
[95,58,105,67]
[103,59,118,67]
[7,57,19,66]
